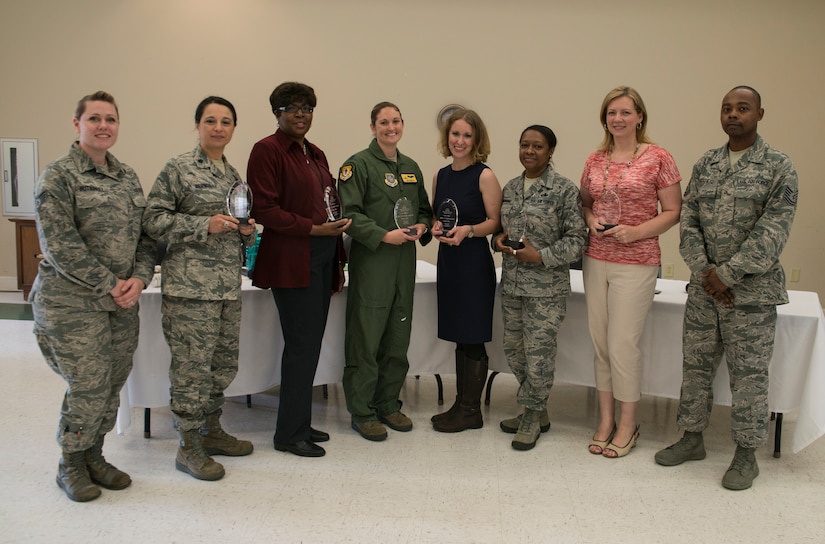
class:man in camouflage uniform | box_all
[32,91,155,502]
[655,86,798,490]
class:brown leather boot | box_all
[431,348,464,423]
[200,411,253,456]
[57,450,101,502]
[432,355,488,433]
[176,430,225,481]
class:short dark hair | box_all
[730,85,762,108]
[370,101,402,125]
[269,82,317,114]
[520,124,557,149]
[75,91,118,120]
[195,96,237,125]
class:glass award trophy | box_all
[324,185,342,222]
[503,212,526,250]
[436,198,459,238]
[393,196,417,235]
[595,188,620,231]
[227,180,253,225]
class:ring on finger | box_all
[223,221,229,228]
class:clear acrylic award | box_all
[393,197,417,235]
[324,185,342,222]
[595,188,620,231]
[503,211,526,250]
[436,198,459,238]
[227,180,253,225]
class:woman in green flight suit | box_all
[338,101,432,441]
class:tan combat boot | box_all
[200,412,253,456]
[86,434,131,490]
[176,430,225,481]
[57,450,101,502]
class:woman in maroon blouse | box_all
[247,82,350,458]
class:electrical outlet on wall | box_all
[663,263,675,279]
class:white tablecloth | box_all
[119,262,825,453]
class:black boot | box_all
[433,355,488,433]
[431,348,464,423]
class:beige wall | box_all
[1,0,823,298]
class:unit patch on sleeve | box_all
[339,165,353,182]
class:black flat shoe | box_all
[274,440,326,458]
[310,427,330,443]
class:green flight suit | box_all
[337,139,432,421]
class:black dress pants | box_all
[272,236,337,444]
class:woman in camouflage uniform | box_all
[32,91,155,502]
[144,96,256,481]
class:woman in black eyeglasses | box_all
[247,82,350,458]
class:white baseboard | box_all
[0,276,21,292]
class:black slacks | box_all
[272,236,337,444]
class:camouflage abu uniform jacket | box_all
[680,134,798,306]
[143,145,254,300]
[31,142,155,310]
[497,165,587,298]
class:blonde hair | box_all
[598,86,652,152]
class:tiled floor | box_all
[1,291,823,543]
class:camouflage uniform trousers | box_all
[677,286,777,448]
[502,294,566,411]
[34,302,139,453]
[162,296,241,432]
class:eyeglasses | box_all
[277,105,314,114]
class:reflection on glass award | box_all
[503,212,526,250]
[596,188,621,231]
[436,198,459,238]
[227,180,253,225]
[324,185,342,222]
[393,196,417,235]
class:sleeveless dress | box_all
[434,162,496,343]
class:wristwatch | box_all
[468,225,475,238]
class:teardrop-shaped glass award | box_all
[595,188,621,231]
[437,198,459,238]
[227,180,253,225]
[324,185,343,222]
[503,211,526,250]
[394,196,417,235]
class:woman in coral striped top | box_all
[579,86,682,458]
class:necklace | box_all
[602,142,641,191]
[302,142,309,165]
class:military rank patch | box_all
[384,173,398,187]
[783,186,798,206]
[401,173,417,184]
[339,165,353,182]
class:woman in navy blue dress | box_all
[430,109,502,433]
